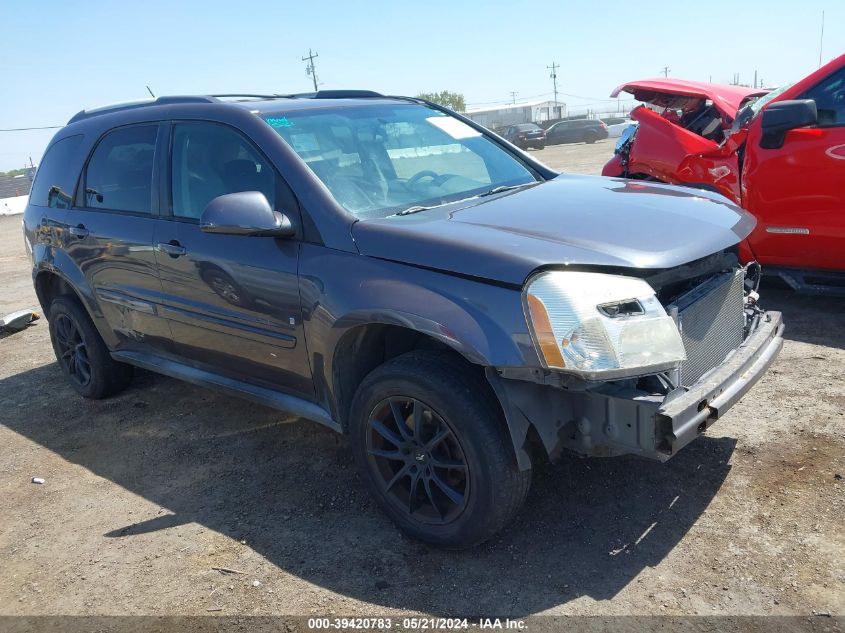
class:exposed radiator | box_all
[668,270,746,386]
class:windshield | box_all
[262,103,537,218]
[748,83,794,115]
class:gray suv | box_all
[23,91,783,546]
[545,118,610,144]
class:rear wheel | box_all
[349,351,531,547]
[584,131,599,144]
[48,295,133,399]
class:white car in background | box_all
[603,118,637,138]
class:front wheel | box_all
[349,351,531,547]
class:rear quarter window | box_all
[29,134,85,208]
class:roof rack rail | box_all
[67,96,217,124]
[210,94,295,100]
[294,90,385,99]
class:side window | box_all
[83,125,157,214]
[803,66,845,127]
[29,134,84,208]
[171,122,276,220]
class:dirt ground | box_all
[0,140,843,619]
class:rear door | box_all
[63,123,172,351]
[743,65,845,271]
[152,120,313,397]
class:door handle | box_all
[68,225,89,239]
[156,241,187,258]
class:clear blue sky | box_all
[1,0,841,171]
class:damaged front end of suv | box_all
[487,244,782,467]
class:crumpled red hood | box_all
[610,78,768,119]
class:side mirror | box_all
[200,191,295,237]
[760,99,817,149]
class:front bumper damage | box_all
[487,311,784,469]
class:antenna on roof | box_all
[146,86,156,98]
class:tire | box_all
[48,295,133,399]
[537,143,546,150]
[584,132,598,144]
[349,350,531,547]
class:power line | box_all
[556,91,624,102]
[0,126,62,132]
[466,91,554,106]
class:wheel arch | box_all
[32,258,117,348]
[330,318,488,432]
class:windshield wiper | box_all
[394,183,534,216]
[395,204,436,216]
[477,183,532,197]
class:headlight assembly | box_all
[525,271,686,380]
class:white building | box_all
[463,100,567,130]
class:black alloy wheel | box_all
[349,350,532,547]
[365,396,469,525]
[48,295,133,399]
[53,313,92,387]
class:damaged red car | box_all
[602,53,845,292]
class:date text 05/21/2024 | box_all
[306,617,527,630]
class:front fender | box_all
[332,305,489,366]
[298,244,539,419]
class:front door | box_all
[153,121,313,398]
[743,65,845,271]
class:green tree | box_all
[0,168,27,178]
[416,91,466,113]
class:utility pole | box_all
[662,66,670,78]
[754,70,758,89]
[819,10,825,67]
[509,91,518,105]
[302,49,319,91]
[547,62,559,116]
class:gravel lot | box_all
[1,139,843,618]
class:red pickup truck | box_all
[603,53,845,293]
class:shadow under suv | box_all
[24,91,783,547]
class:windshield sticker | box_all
[425,116,481,139]
[265,117,294,129]
[290,133,320,153]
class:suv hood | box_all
[352,175,756,286]
[611,78,767,120]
